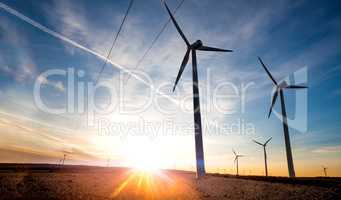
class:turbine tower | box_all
[233,149,244,176]
[253,137,272,176]
[258,57,308,178]
[164,1,233,178]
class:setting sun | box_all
[125,138,163,172]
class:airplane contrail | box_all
[0,2,228,134]
[0,2,179,105]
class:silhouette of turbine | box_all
[322,166,328,177]
[253,137,272,176]
[258,57,308,178]
[164,1,232,178]
[233,149,244,176]
[62,154,66,165]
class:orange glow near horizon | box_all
[1,111,341,178]
[111,169,199,199]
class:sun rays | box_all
[111,169,198,199]
[111,170,160,198]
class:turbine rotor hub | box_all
[191,40,203,49]
[278,81,288,89]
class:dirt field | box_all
[0,164,340,200]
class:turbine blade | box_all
[258,57,278,86]
[285,85,308,89]
[265,137,272,145]
[232,149,237,156]
[173,48,190,92]
[197,45,233,52]
[164,2,190,47]
[268,90,278,118]
[253,139,263,146]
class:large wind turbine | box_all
[164,1,232,178]
[253,137,272,176]
[233,149,244,176]
[258,57,308,178]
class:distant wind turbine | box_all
[233,149,244,176]
[164,1,232,178]
[62,154,66,165]
[253,137,272,177]
[322,166,328,177]
[57,159,63,168]
[258,57,308,178]
[107,158,111,167]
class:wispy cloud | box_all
[0,15,36,83]
[37,75,65,92]
[0,111,102,162]
[312,145,341,153]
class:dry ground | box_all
[0,165,340,200]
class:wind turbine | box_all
[322,166,328,177]
[164,1,232,178]
[107,157,111,167]
[258,57,308,178]
[233,149,244,176]
[62,154,66,165]
[57,159,63,168]
[253,137,272,177]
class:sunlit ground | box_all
[111,168,199,199]
[88,136,200,198]
[0,164,339,199]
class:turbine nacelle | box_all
[191,40,203,49]
[278,81,288,89]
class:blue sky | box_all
[0,0,341,176]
